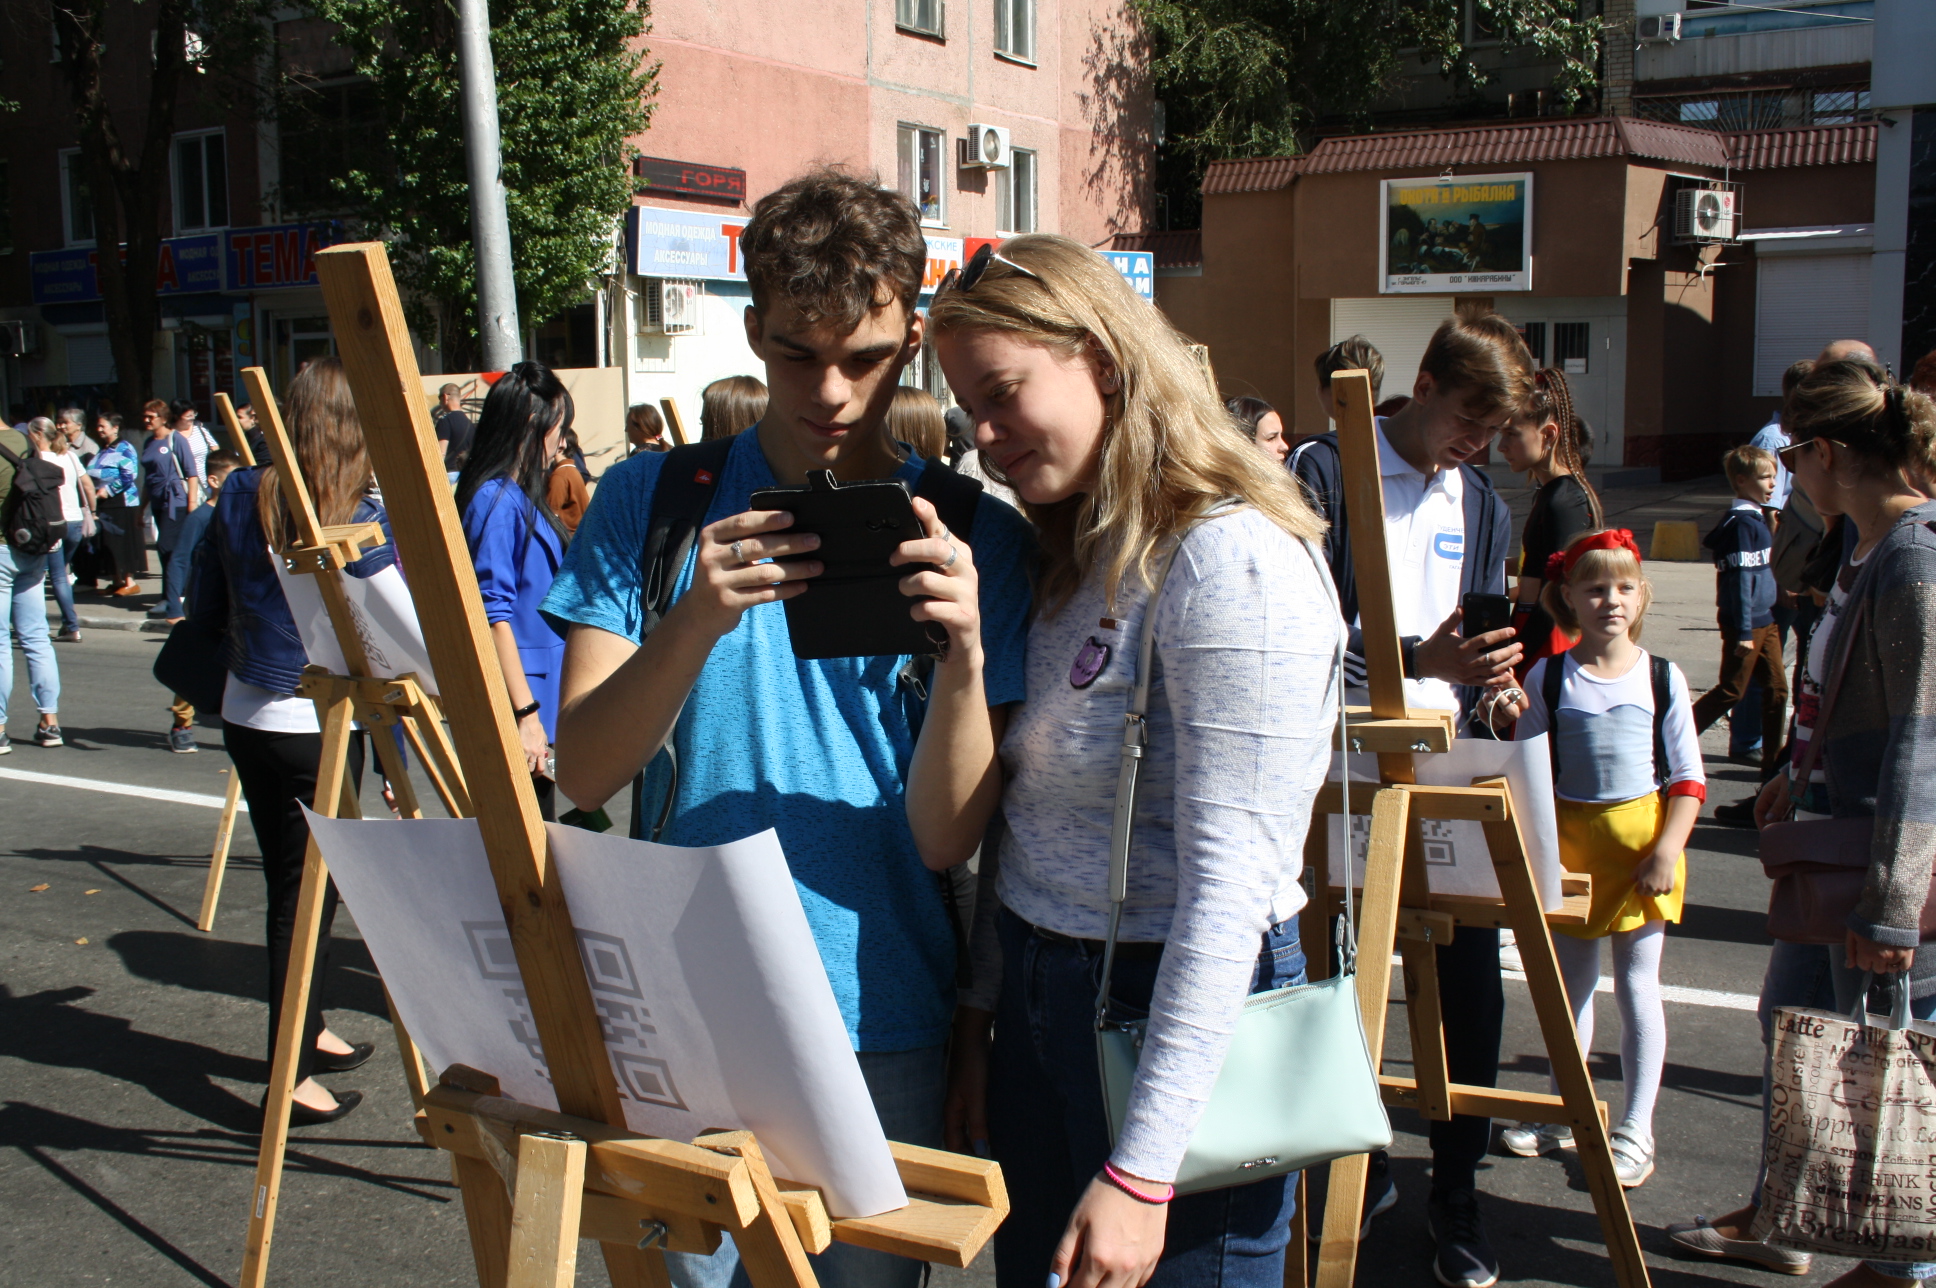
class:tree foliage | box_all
[302,0,657,369]
[1132,0,1604,227]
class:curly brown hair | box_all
[739,168,928,330]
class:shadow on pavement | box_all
[108,930,391,1020]
[1674,903,1775,947]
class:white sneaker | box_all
[1499,1121,1573,1157]
[1498,928,1523,974]
[1610,1127,1654,1187]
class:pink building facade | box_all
[614,0,1155,415]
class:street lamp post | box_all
[455,0,522,371]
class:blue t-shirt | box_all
[541,430,1035,1052]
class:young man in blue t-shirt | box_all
[542,170,1032,1288]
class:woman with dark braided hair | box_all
[1497,367,1603,671]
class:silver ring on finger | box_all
[941,543,959,570]
[731,539,746,564]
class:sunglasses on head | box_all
[936,241,1044,297]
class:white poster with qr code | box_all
[1325,734,1563,910]
[300,811,907,1218]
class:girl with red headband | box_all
[1488,527,1705,1189]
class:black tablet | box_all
[748,470,947,660]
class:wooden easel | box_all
[1296,372,1649,1288]
[236,362,475,1288]
[195,393,255,933]
[296,241,1004,1288]
[660,395,690,446]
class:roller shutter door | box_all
[1754,254,1870,396]
[1331,297,1459,400]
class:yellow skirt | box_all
[1554,793,1686,940]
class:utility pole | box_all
[455,0,521,370]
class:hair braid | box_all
[1537,368,1602,528]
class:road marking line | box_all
[1391,955,1759,1012]
[0,766,246,812]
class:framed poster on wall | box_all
[1380,172,1533,294]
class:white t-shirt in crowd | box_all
[1369,419,1466,712]
[39,450,86,523]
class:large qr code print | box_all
[1420,819,1459,866]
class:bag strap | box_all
[1650,653,1671,790]
[1542,654,1566,784]
[637,436,736,637]
[1093,525,1355,1031]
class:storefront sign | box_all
[226,222,341,291]
[1104,250,1155,302]
[627,204,964,294]
[1380,173,1533,294]
[634,156,747,203]
[29,223,339,304]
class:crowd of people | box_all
[10,163,1936,1288]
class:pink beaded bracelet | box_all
[1101,1162,1175,1204]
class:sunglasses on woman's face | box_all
[936,241,1044,297]
[1776,437,1841,468]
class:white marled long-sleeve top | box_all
[997,508,1342,1183]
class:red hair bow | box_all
[1551,528,1641,581]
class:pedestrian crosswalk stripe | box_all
[0,766,245,812]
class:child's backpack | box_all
[0,439,68,556]
[1542,652,1674,788]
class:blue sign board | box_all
[1104,251,1155,302]
[29,223,339,305]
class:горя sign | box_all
[1380,173,1533,294]
[633,157,747,204]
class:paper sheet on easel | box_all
[301,812,907,1219]
[1326,733,1564,912]
[275,558,440,695]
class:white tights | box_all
[1550,921,1667,1142]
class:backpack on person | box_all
[0,438,69,556]
[1542,651,1674,787]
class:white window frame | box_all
[994,0,1034,63]
[997,148,1037,235]
[172,128,229,233]
[895,0,945,38]
[59,148,94,248]
[897,124,947,228]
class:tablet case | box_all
[749,470,948,659]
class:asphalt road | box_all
[0,521,1874,1288]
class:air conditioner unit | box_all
[660,279,703,335]
[1638,13,1682,42]
[1674,186,1739,243]
[0,319,40,358]
[960,123,1012,170]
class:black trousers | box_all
[224,721,365,1085]
[1429,926,1505,1192]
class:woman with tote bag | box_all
[930,238,1366,1288]
[1668,358,1936,1288]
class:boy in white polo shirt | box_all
[1290,308,1535,1288]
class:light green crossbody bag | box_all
[1094,531,1392,1195]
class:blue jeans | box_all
[664,1044,946,1288]
[155,507,189,619]
[1753,941,1936,1278]
[44,522,78,633]
[987,906,1306,1288]
[1,545,59,726]
[1731,607,1796,757]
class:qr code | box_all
[1420,819,1459,866]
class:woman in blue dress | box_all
[456,362,572,818]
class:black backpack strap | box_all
[1651,653,1672,791]
[638,436,736,636]
[1542,654,1566,785]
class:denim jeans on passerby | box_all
[1,545,60,727]
[663,1044,946,1288]
[155,508,189,618]
[1752,940,1936,1278]
[987,906,1306,1288]
[43,522,78,633]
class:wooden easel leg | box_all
[1479,796,1651,1288]
[402,710,468,817]
[1397,819,1452,1124]
[1285,1173,1309,1288]
[695,1131,820,1288]
[198,770,245,932]
[412,695,475,816]
[370,720,424,820]
[1315,787,1409,1288]
[508,1133,588,1288]
[455,1153,516,1288]
[238,694,357,1288]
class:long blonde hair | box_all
[926,234,1323,615]
[258,357,373,552]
